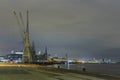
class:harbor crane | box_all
[13,10,32,63]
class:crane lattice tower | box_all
[22,10,32,63]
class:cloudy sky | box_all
[0,0,120,61]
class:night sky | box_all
[0,0,120,61]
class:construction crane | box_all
[13,10,32,63]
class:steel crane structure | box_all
[13,10,32,63]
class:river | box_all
[60,63,120,76]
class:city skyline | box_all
[0,0,120,61]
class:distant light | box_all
[38,51,41,55]
[68,60,72,62]
[81,60,85,64]
[15,52,23,54]
[11,50,14,54]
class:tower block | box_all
[22,11,32,63]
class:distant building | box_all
[15,52,23,54]
[5,54,22,63]
[0,56,4,62]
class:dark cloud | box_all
[0,0,120,60]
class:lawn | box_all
[0,64,119,80]
[0,67,57,80]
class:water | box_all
[61,63,120,76]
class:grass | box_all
[0,63,119,80]
[0,67,53,80]
[0,67,30,74]
[37,66,120,80]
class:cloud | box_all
[0,0,120,60]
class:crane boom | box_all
[19,12,25,31]
[13,10,24,41]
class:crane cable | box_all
[13,10,25,42]
[19,12,25,31]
